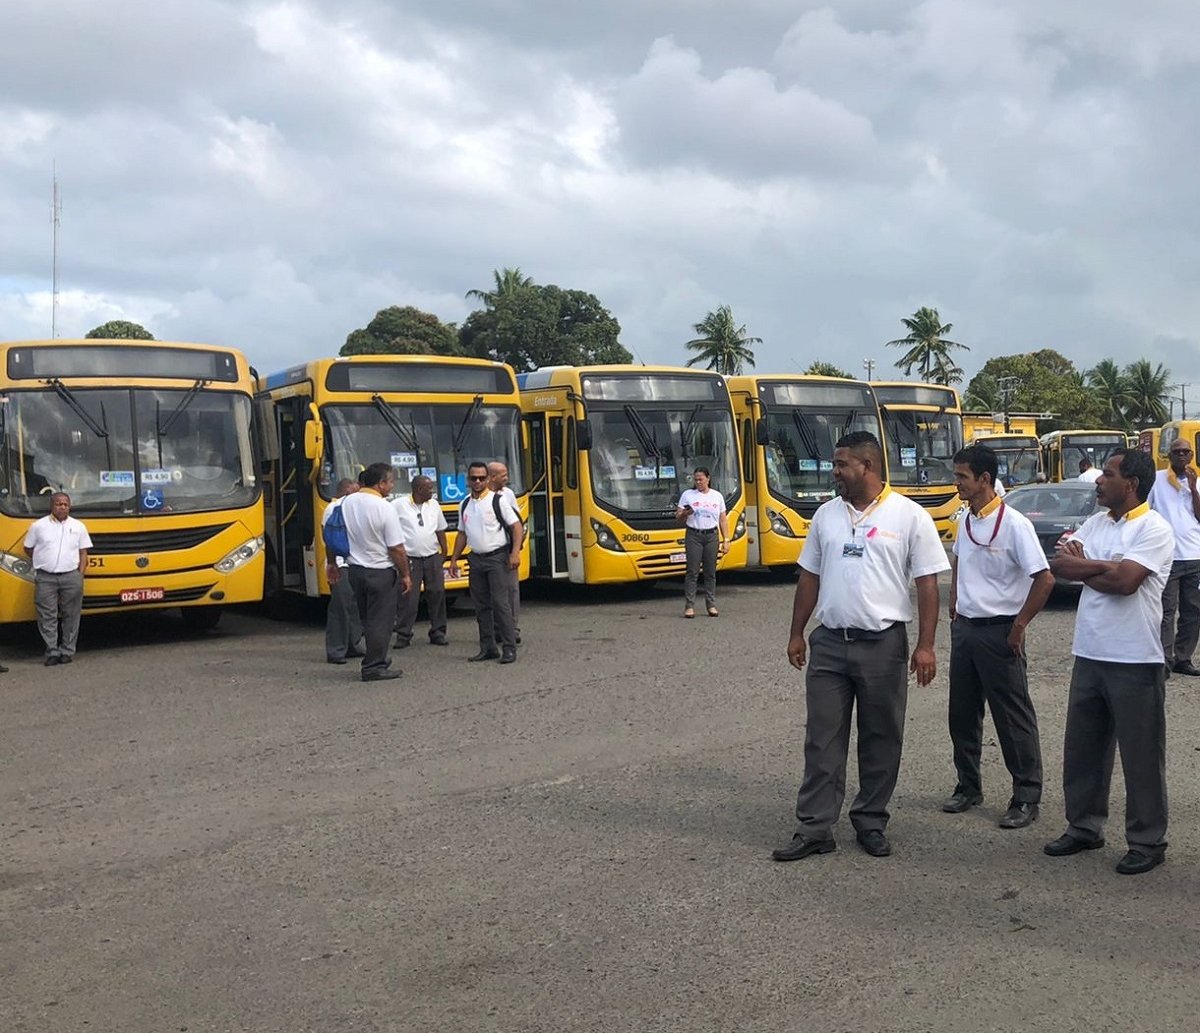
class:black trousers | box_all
[349,566,399,677]
[948,618,1043,803]
[470,549,515,652]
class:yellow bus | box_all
[964,412,1039,439]
[968,432,1043,487]
[1039,430,1126,482]
[1157,421,1200,468]
[871,381,965,541]
[257,355,527,603]
[518,365,746,583]
[727,374,883,568]
[1140,426,1163,467]
[0,338,264,628]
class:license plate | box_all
[669,552,686,563]
[120,587,165,603]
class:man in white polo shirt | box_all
[772,431,949,862]
[944,444,1054,829]
[24,492,92,666]
[1147,437,1200,677]
[392,474,449,648]
[1047,448,1174,875]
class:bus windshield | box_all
[321,403,524,499]
[1061,435,1123,474]
[881,410,963,487]
[763,406,881,504]
[588,404,738,513]
[0,387,257,517]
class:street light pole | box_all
[995,376,1019,433]
[863,358,876,381]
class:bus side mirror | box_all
[755,419,769,446]
[304,419,323,461]
[576,419,593,451]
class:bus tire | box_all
[180,606,222,631]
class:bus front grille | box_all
[89,524,234,555]
[909,491,958,510]
[83,584,218,610]
[636,554,687,575]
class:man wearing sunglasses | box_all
[392,474,449,648]
[1148,438,1200,677]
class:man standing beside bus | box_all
[944,444,1054,829]
[341,463,412,682]
[323,478,364,665]
[773,432,948,861]
[24,492,92,666]
[488,460,522,645]
[392,474,449,648]
[1147,438,1200,677]
[449,461,523,664]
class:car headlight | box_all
[215,536,264,573]
[589,518,624,551]
[765,508,797,538]
[0,551,35,581]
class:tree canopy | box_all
[964,350,1106,431]
[886,306,967,384]
[340,306,459,356]
[459,273,631,371]
[84,320,154,340]
[804,360,853,378]
[684,305,760,376]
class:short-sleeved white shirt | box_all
[799,487,950,631]
[460,490,520,553]
[1148,469,1200,561]
[952,496,1049,618]
[1068,503,1174,663]
[25,514,93,573]
[678,488,726,531]
[340,490,405,569]
[1078,468,1101,483]
[393,495,448,557]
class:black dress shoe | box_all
[499,649,517,664]
[362,670,401,682]
[1173,660,1200,676]
[1044,833,1105,856]
[515,633,522,645]
[58,655,72,664]
[998,801,1039,829]
[0,664,8,673]
[468,649,500,662]
[856,829,892,857]
[327,656,348,665]
[941,790,983,813]
[393,638,411,649]
[1115,849,1164,875]
[429,635,448,646]
[771,833,836,862]
[44,655,60,666]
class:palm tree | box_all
[1085,359,1132,429]
[886,306,968,381]
[685,305,760,375]
[929,352,965,386]
[1123,359,1170,427]
[466,267,534,306]
[804,360,852,378]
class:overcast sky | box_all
[3,0,1199,393]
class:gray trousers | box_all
[1160,558,1200,665]
[1062,657,1168,853]
[948,619,1042,802]
[34,569,84,658]
[396,553,447,644]
[492,565,521,641]
[470,549,515,652]
[348,566,399,678]
[683,528,717,608]
[794,623,909,837]
[325,568,363,661]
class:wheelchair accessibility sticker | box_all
[141,489,165,511]
[440,472,467,502]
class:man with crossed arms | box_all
[944,444,1054,829]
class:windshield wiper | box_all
[451,395,484,458]
[678,403,704,464]
[623,405,666,461]
[791,409,822,461]
[48,379,107,439]
[371,395,420,455]
[159,379,210,438]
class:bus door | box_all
[273,396,312,588]
[524,411,571,578]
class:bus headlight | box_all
[589,518,624,551]
[732,513,747,540]
[0,551,35,581]
[766,508,798,537]
[215,536,264,573]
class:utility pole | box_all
[862,358,876,381]
[996,375,1019,433]
[51,170,61,338]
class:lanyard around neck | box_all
[964,502,1005,548]
[845,493,884,529]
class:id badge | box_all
[842,540,865,558]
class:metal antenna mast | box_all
[51,169,61,338]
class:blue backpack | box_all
[323,501,351,559]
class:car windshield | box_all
[588,404,739,513]
[881,410,963,487]
[1006,487,1098,520]
[321,402,523,503]
[0,387,257,517]
[762,407,882,504]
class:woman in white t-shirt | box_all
[675,466,729,618]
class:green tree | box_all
[964,350,1106,432]
[962,371,999,411]
[886,306,967,383]
[460,283,630,371]
[85,320,154,339]
[804,361,852,378]
[1085,359,1132,429]
[1122,359,1170,427]
[340,305,460,356]
[684,305,760,375]
[466,266,534,306]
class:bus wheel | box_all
[262,552,293,621]
[180,606,223,631]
